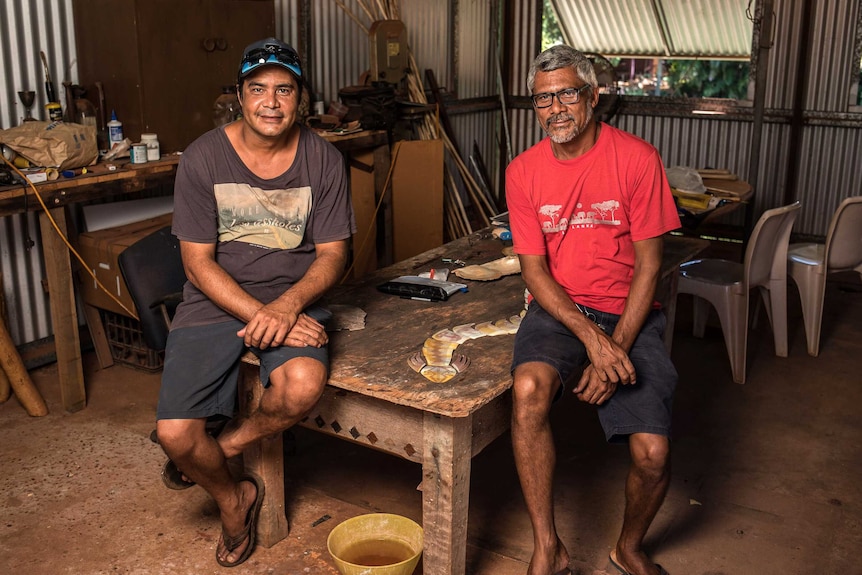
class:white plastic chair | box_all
[787,196,862,356]
[676,201,801,384]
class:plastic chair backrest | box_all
[117,226,187,351]
[744,201,801,289]
[824,196,862,271]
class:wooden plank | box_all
[347,149,379,278]
[421,413,472,575]
[81,303,114,369]
[297,386,425,463]
[40,207,85,412]
[391,139,444,262]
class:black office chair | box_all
[117,225,186,352]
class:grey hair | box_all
[527,45,597,93]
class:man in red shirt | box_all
[506,44,680,575]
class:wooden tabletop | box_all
[321,231,709,418]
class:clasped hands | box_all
[572,330,636,405]
[236,303,327,350]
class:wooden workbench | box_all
[240,230,710,575]
[0,156,181,412]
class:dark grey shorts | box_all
[511,301,677,443]
[157,307,331,421]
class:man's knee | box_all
[630,433,670,475]
[267,358,327,418]
[157,418,205,455]
[512,363,558,423]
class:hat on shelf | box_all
[237,37,303,84]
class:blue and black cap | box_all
[237,37,303,85]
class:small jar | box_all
[140,133,160,161]
[130,143,148,164]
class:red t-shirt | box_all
[506,123,680,314]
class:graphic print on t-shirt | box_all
[539,200,621,235]
[215,183,312,249]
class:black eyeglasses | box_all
[531,85,591,108]
[240,44,302,79]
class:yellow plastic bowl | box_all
[326,513,424,575]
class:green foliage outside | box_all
[542,0,563,50]
[666,60,750,99]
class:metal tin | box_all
[130,143,148,164]
[45,102,63,122]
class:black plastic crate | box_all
[101,310,164,372]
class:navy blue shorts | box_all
[511,301,677,443]
[157,307,331,420]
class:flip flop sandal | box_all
[609,553,669,575]
[161,459,196,490]
[216,473,265,568]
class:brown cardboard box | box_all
[76,213,173,317]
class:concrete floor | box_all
[2,275,861,575]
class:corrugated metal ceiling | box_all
[550,0,754,59]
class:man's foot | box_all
[609,549,669,575]
[528,538,570,575]
[216,474,265,567]
[161,459,195,490]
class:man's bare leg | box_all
[157,357,327,564]
[217,357,327,458]
[611,432,671,575]
[512,362,571,575]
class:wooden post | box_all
[0,361,10,403]
[39,207,86,412]
[238,355,288,547]
[0,272,9,403]
[0,317,48,416]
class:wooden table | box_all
[679,177,754,234]
[0,156,181,412]
[240,230,710,575]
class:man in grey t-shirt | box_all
[155,38,356,567]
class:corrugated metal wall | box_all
[0,0,76,345]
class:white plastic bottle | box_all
[107,110,124,150]
[140,133,160,161]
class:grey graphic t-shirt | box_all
[170,124,356,328]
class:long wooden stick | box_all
[0,318,48,416]
[0,366,10,404]
[352,0,375,22]
[0,273,9,403]
[333,0,369,33]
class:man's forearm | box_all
[185,255,265,322]
[612,237,663,351]
[270,240,349,316]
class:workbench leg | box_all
[239,361,289,548]
[422,413,471,575]
[373,143,393,267]
[40,208,86,412]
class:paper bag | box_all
[0,121,98,170]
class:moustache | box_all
[545,113,574,128]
